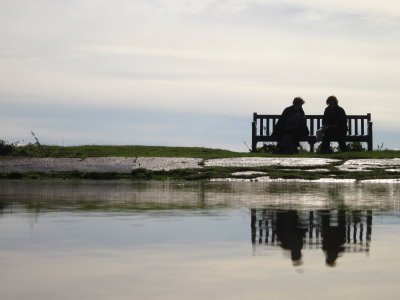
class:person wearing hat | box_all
[272,97,309,154]
[320,95,348,153]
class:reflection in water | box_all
[2,180,400,299]
[251,209,372,267]
[1,179,400,215]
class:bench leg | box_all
[251,121,257,152]
[252,141,257,152]
[368,121,373,151]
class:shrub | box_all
[257,143,279,153]
[0,140,15,156]
[347,142,365,152]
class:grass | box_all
[1,144,400,159]
[3,145,248,158]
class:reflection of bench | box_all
[251,209,372,253]
[251,113,373,152]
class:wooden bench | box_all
[251,113,373,152]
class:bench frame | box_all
[251,113,373,152]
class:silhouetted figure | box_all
[275,210,307,266]
[272,97,309,154]
[320,96,348,153]
[0,199,5,212]
[251,209,373,267]
[320,210,346,267]
[251,209,257,244]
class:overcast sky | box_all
[1,0,400,150]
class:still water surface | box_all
[1,180,400,300]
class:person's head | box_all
[326,95,338,106]
[293,97,305,107]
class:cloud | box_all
[1,0,400,148]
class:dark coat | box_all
[322,105,348,133]
[272,105,309,141]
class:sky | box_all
[1,0,400,151]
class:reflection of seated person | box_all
[320,210,346,267]
[272,97,309,154]
[276,210,307,266]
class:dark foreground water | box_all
[1,180,400,300]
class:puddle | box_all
[205,157,338,167]
[361,179,400,183]
[132,157,202,171]
[278,168,330,172]
[338,159,400,172]
[231,171,267,176]
[211,177,356,183]
[0,157,136,172]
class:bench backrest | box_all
[253,113,372,137]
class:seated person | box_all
[272,97,309,154]
[320,96,348,153]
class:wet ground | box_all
[1,157,400,182]
[1,157,400,171]
[1,157,337,172]
[204,157,338,167]
[338,158,400,172]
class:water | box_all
[1,180,400,300]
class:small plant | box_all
[21,131,46,156]
[258,143,279,154]
[347,142,365,152]
[316,142,365,153]
[243,141,251,152]
[6,131,48,157]
[31,131,43,148]
[316,144,335,154]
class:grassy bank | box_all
[1,144,400,159]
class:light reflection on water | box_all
[2,179,400,212]
[1,180,400,300]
